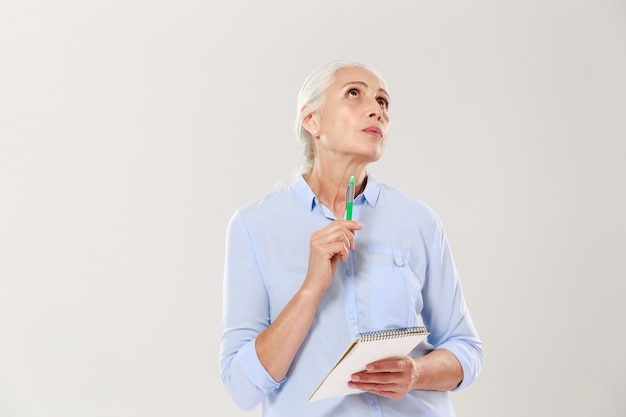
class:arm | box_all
[348,348,463,399]
[256,219,363,380]
[220,211,363,409]
[349,214,482,399]
[411,348,463,391]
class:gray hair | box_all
[294,60,388,173]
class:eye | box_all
[377,97,389,110]
[346,88,360,99]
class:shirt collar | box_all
[291,174,318,211]
[290,172,382,212]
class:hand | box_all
[303,220,364,295]
[348,356,418,400]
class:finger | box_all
[340,230,353,251]
[365,358,412,373]
[351,372,399,385]
[311,241,349,261]
[314,228,353,252]
[310,222,363,257]
[351,363,412,386]
[347,381,406,399]
[311,226,347,246]
[342,220,365,231]
[314,221,363,243]
[337,222,362,248]
[332,240,350,262]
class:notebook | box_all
[308,326,429,402]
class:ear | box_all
[301,107,320,138]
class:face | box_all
[304,66,391,165]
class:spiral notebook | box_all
[308,326,429,402]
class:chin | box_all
[364,150,385,164]
[369,145,387,162]
[351,142,386,163]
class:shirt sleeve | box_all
[420,214,483,391]
[219,210,285,410]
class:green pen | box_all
[345,176,355,220]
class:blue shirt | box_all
[220,174,483,417]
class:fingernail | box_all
[351,375,360,381]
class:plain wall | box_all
[1,1,625,416]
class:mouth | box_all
[362,126,383,139]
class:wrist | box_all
[409,358,421,391]
[296,283,325,305]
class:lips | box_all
[362,126,382,138]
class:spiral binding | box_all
[356,326,429,342]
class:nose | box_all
[367,99,383,120]
[369,109,382,120]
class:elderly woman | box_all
[220,61,483,416]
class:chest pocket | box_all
[368,245,422,329]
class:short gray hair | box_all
[294,60,388,173]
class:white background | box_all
[1,1,625,416]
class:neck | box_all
[305,162,367,219]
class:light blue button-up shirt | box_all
[220,174,483,416]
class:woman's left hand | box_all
[348,356,418,400]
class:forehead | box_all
[330,66,387,93]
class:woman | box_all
[220,60,483,416]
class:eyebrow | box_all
[342,81,390,99]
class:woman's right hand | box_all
[253,220,364,383]
[303,220,364,296]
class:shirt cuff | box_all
[239,340,286,393]
[435,341,482,392]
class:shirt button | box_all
[349,312,356,320]
[372,404,379,411]
[345,269,352,276]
